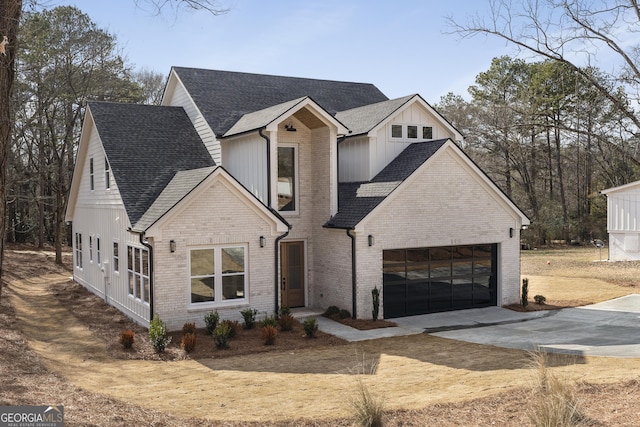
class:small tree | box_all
[149,314,172,353]
[522,278,529,307]
[371,286,380,321]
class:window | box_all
[74,233,83,269]
[127,245,150,303]
[277,146,296,212]
[391,124,402,138]
[407,125,418,138]
[423,126,433,139]
[104,156,111,189]
[96,237,101,264]
[113,242,119,273]
[190,245,246,305]
[89,236,93,263]
[89,158,94,190]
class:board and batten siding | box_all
[221,134,268,203]
[71,124,150,326]
[343,145,523,318]
[163,78,220,164]
[605,187,640,260]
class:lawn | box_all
[1,245,639,426]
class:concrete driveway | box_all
[428,294,640,358]
[316,294,640,358]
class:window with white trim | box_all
[96,237,101,264]
[127,245,150,303]
[113,241,119,273]
[407,125,418,138]
[423,126,433,139]
[277,146,297,212]
[74,233,83,269]
[391,124,402,138]
[89,236,93,263]
[189,245,246,305]
[104,156,111,189]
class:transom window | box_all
[127,246,150,303]
[277,146,296,212]
[190,246,246,305]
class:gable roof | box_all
[88,102,215,226]
[171,67,388,136]
[326,139,449,229]
[335,95,415,136]
[601,180,640,195]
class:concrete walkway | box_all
[312,295,640,358]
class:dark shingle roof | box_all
[326,139,449,228]
[89,102,215,226]
[172,67,389,136]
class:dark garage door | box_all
[383,244,497,318]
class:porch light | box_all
[368,234,375,246]
[509,228,514,238]
[170,239,176,253]
[260,236,266,248]
[285,123,297,132]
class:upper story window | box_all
[423,126,433,139]
[391,125,402,138]
[104,156,111,189]
[407,125,418,138]
[89,158,94,190]
[277,146,297,212]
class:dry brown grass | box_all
[1,244,639,426]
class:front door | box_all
[281,241,305,308]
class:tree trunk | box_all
[0,0,24,301]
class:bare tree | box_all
[448,0,640,133]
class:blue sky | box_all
[49,0,513,102]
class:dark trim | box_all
[274,226,291,315]
[259,128,272,207]
[346,229,357,319]
[139,232,154,322]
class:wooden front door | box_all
[281,241,305,308]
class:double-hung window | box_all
[127,245,150,303]
[74,233,83,269]
[277,146,297,212]
[190,245,246,305]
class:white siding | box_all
[164,79,220,164]
[605,186,640,260]
[221,134,268,203]
[338,136,370,182]
[71,125,150,326]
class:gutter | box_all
[259,128,272,207]
[139,232,154,322]
[274,225,291,315]
[346,229,357,319]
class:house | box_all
[601,181,640,260]
[66,68,530,330]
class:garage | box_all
[382,244,497,318]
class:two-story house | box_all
[66,68,529,330]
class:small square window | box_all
[423,126,433,139]
[408,125,418,138]
[391,125,402,138]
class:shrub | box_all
[213,323,231,349]
[534,294,546,305]
[371,287,380,321]
[261,315,278,328]
[240,308,258,329]
[303,317,318,338]
[149,314,172,353]
[350,379,385,427]
[339,309,351,319]
[279,305,291,316]
[181,333,196,353]
[119,329,135,349]
[522,278,529,307]
[278,313,294,331]
[182,322,196,335]
[204,311,220,335]
[324,305,340,317]
[221,319,240,338]
[528,351,584,427]
[262,325,278,345]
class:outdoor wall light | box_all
[260,236,266,248]
[509,228,514,238]
[170,239,176,253]
[285,123,297,132]
[368,234,375,246]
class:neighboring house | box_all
[601,181,640,260]
[66,68,530,330]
